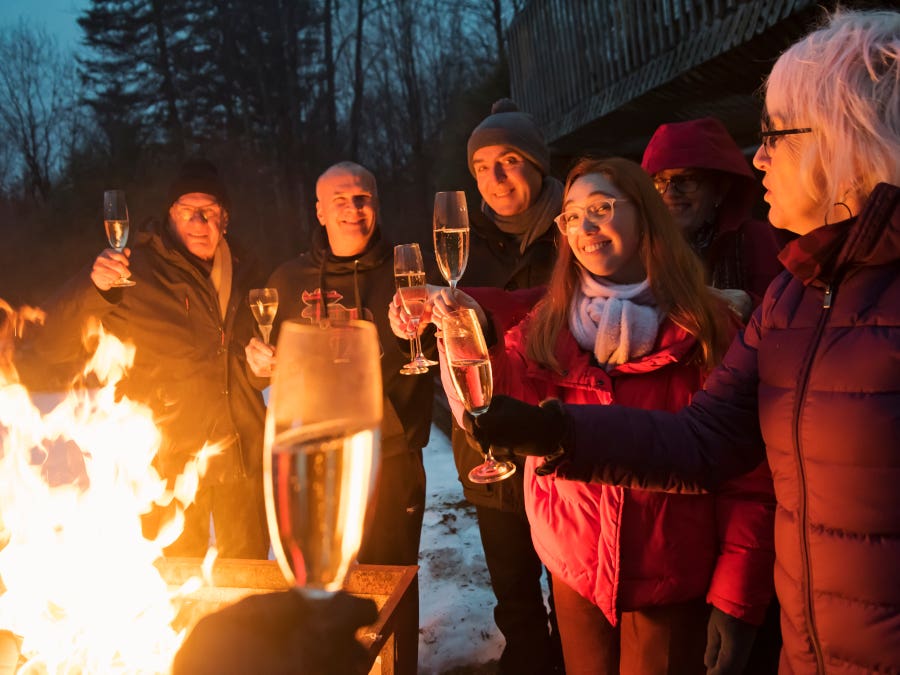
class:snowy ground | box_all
[417,424,504,675]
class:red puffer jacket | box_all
[488,313,776,626]
[565,183,900,672]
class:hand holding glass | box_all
[263,320,382,596]
[433,191,470,289]
[442,308,516,484]
[394,243,437,374]
[249,288,279,344]
[103,189,136,287]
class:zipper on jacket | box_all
[793,282,836,673]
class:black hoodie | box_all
[265,226,434,457]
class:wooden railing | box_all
[507,0,818,143]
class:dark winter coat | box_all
[21,226,267,484]
[265,227,433,459]
[564,183,900,673]
[451,203,558,512]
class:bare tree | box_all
[0,22,78,202]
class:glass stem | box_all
[261,325,272,345]
[413,331,426,362]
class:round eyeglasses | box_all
[652,175,702,196]
[172,202,223,223]
[554,197,628,235]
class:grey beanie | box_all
[466,99,550,177]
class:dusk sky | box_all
[0,0,87,51]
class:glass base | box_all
[110,278,136,287]
[400,361,429,375]
[468,458,517,484]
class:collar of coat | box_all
[778,182,900,286]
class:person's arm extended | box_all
[566,316,766,492]
[467,311,767,493]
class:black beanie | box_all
[167,159,231,209]
[467,99,550,177]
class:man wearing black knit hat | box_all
[453,99,565,675]
[20,158,269,559]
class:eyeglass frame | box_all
[554,196,629,235]
[652,174,703,196]
[758,127,812,151]
[171,200,224,224]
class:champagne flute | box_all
[433,191,470,290]
[394,243,438,374]
[103,189,136,287]
[249,288,279,344]
[442,308,516,484]
[263,319,382,596]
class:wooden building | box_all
[506,0,879,165]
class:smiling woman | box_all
[432,157,774,674]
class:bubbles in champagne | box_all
[265,422,379,592]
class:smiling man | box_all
[20,158,270,560]
[450,99,565,675]
[244,161,434,672]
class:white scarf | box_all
[210,238,233,320]
[568,267,662,370]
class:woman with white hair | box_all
[464,9,900,673]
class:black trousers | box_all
[475,503,564,675]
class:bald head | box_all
[315,162,379,257]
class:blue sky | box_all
[0,0,87,51]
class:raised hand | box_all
[464,395,569,458]
[245,337,276,378]
[429,287,487,333]
[90,248,132,291]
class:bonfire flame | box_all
[0,319,213,673]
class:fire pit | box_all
[157,558,418,675]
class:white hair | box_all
[764,8,900,209]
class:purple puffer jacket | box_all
[564,183,900,674]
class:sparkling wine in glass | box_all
[103,189,136,287]
[263,319,382,596]
[433,191,470,290]
[249,288,279,344]
[394,243,438,374]
[442,308,516,484]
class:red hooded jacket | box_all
[642,117,784,304]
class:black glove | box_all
[172,589,378,675]
[704,606,758,675]
[463,395,569,459]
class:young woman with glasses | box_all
[429,157,776,675]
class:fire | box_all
[0,320,213,673]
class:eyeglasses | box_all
[759,127,812,151]
[652,175,702,196]
[554,197,628,234]
[172,201,222,223]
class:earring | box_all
[825,201,853,226]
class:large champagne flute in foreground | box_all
[433,191,469,289]
[103,189,136,287]
[442,308,516,484]
[248,288,279,344]
[394,243,438,374]
[263,320,383,596]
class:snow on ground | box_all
[417,424,503,675]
